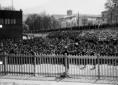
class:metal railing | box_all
[0,54,118,80]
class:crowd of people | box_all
[0,31,118,56]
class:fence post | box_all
[97,54,100,80]
[64,53,69,76]
[34,55,36,76]
[4,53,7,75]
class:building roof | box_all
[52,14,101,20]
[52,14,66,19]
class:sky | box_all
[0,0,107,15]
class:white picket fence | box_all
[0,54,118,80]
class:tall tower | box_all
[0,4,1,10]
[11,0,14,10]
[67,10,72,16]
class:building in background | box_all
[102,0,118,24]
[53,10,102,28]
[78,14,102,26]
[0,9,23,39]
[102,8,118,24]
[102,11,108,24]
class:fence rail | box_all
[0,54,118,80]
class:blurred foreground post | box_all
[97,53,100,80]
[65,53,69,76]
[34,55,36,76]
[4,52,7,75]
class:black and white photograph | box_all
[0,0,118,85]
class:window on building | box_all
[7,19,10,24]
[13,19,16,24]
[10,19,16,24]
[5,19,7,24]
[4,19,11,24]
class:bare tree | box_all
[105,0,118,10]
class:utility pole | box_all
[110,8,112,24]
[77,12,79,26]
[11,0,14,10]
[0,4,1,10]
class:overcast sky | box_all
[0,0,106,15]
